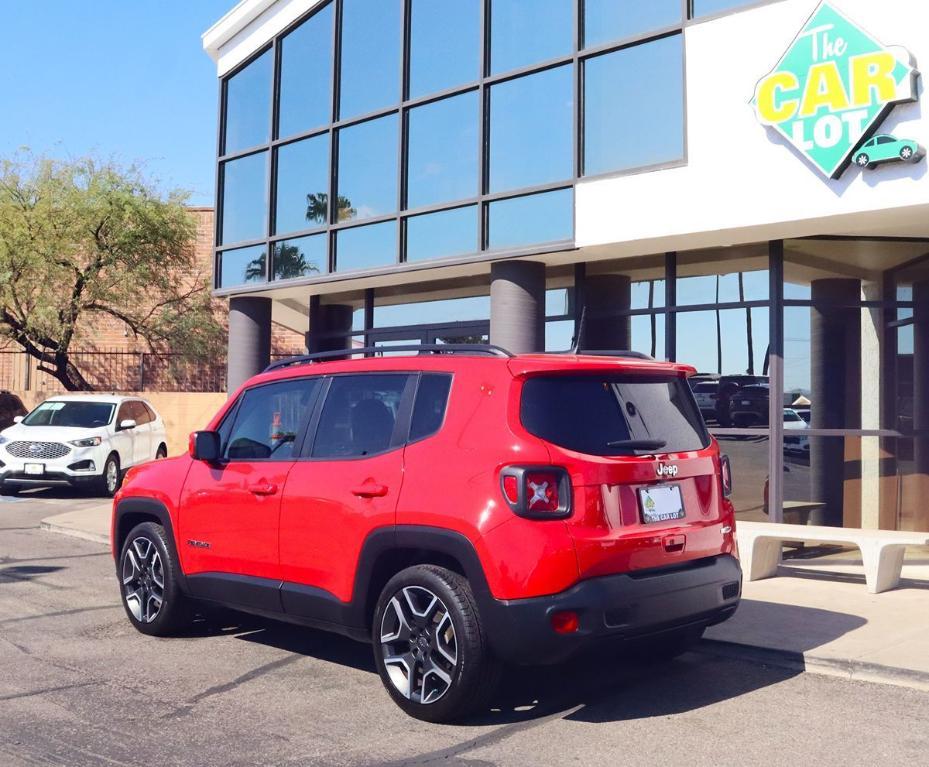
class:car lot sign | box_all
[752,2,919,179]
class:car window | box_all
[784,410,802,422]
[694,382,717,393]
[141,402,158,423]
[877,136,893,144]
[116,402,135,426]
[312,374,410,459]
[225,378,320,461]
[23,400,115,428]
[409,374,452,442]
[129,401,150,425]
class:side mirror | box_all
[119,419,137,431]
[12,415,23,424]
[189,430,221,462]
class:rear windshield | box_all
[694,382,718,392]
[22,401,115,428]
[521,375,709,456]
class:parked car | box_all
[0,395,168,497]
[692,380,720,421]
[0,390,27,431]
[111,345,741,722]
[715,375,768,426]
[854,134,925,169]
[729,383,770,427]
[783,408,810,455]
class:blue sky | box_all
[1,1,233,205]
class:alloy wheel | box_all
[902,146,913,159]
[379,586,458,705]
[121,537,165,624]
[105,460,119,494]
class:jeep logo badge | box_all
[657,464,678,478]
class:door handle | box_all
[351,482,389,498]
[249,481,278,496]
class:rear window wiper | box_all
[606,438,667,451]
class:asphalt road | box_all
[2,495,928,767]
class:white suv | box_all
[0,395,168,497]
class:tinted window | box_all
[278,3,334,138]
[219,244,267,287]
[339,0,400,119]
[221,151,268,245]
[584,35,684,176]
[409,0,481,98]
[410,374,453,441]
[224,49,272,154]
[142,403,158,423]
[225,379,319,460]
[275,134,330,235]
[489,65,573,192]
[490,0,573,74]
[521,375,709,456]
[128,401,150,425]
[337,114,398,222]
[24,401,115,428]
[406,206,478,262]
[694,383,718,393]
[488,188,573,250]
[273,234,328,280]
[584,0,681,48]
[407,91,479,209]
[116,403,134,426]
[313,375,409,458]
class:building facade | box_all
[203,0,929,533]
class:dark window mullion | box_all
[398,0,411,262]
[478,0,490,250]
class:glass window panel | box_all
[336,221,397,272]
[275,134,330,235]
[489,65,574,192]
[374,295,489,327]
[632,313,666,359]
[339,0,400,119]
[677,261,769,306]
[632,277,666,310]
[546,288,571,317]
[545,320,574,351]
[584,0,681,48]
[337,115,398,222]
[714,436,769,521]
[278,4,334,138]
[224,49,272,154]
[584,35,684,176]
[272,234,327,281]
[407,92,479,209]
[488,188,574,250]
[490,0,573,74]
[410,0,481,98]
[225,378,319,460]
[406,206,478,262]
[692,0,761,19]
[221,151,268,245]
[219,244,267,288]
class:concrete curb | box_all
[40,518,109,546]
[698,639,929,693]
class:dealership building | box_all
[203,0,929,534]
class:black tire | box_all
[629,625,705,662]
[856,153,870,167]
[155,444,168,460]
[118,521,191,636]
[900,146,914,160]
[98,453,121,497]
[372,565,502,723]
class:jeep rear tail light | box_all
[499,466,571,519]
[720,454,733,497]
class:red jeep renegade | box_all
[112,345,740,722]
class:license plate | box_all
[24,463,44,476]
[639,484,685,524]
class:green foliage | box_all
[0,151,222,390]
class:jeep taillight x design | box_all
[112,345,740,722]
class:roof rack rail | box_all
[264,344,513,372]
[545,349,655,361]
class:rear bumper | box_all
[479,554,741,665]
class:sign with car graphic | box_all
[752,1,922,178]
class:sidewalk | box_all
[40,504,929,690]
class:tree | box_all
[306,191,356,224]
[0,153,222,390]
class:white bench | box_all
[738,521,929,594]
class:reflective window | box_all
[488,188,573,250]
[337,115,398,221]
[221,151,268,245]
[545,320,574,351]
[490,0,573,74]
[339,0,400,119]
[224,49,272,154]
[275,135,330,235]
[273,234,328,281]
[584,0,681,48]
[490,65,573,192]
[278,4,334,138]
[584,35,684,176]
[692,0,761,18]
[407,92,479,209]
[632,313,666,359]
[336,221,397,272]
[219,244,268,288]
[225,378,319,460]
[677,250,769,305]
[406,206,478,262]
[410,0,481,98]
[375,295,489,327]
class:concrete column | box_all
[228,296,272,395]
[582,274,632,351]
[809,279,861,526]
[490,260,545,354]
[306,302,353,354]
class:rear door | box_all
[111,401,137,468]
[278,373,412,608]
[127,400,153,465]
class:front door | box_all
[178,377,321,608]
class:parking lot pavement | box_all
[2,497,928,767]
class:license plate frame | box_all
[639,484,685,524]
[24,463,45,476]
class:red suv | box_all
[112,346,740,722]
